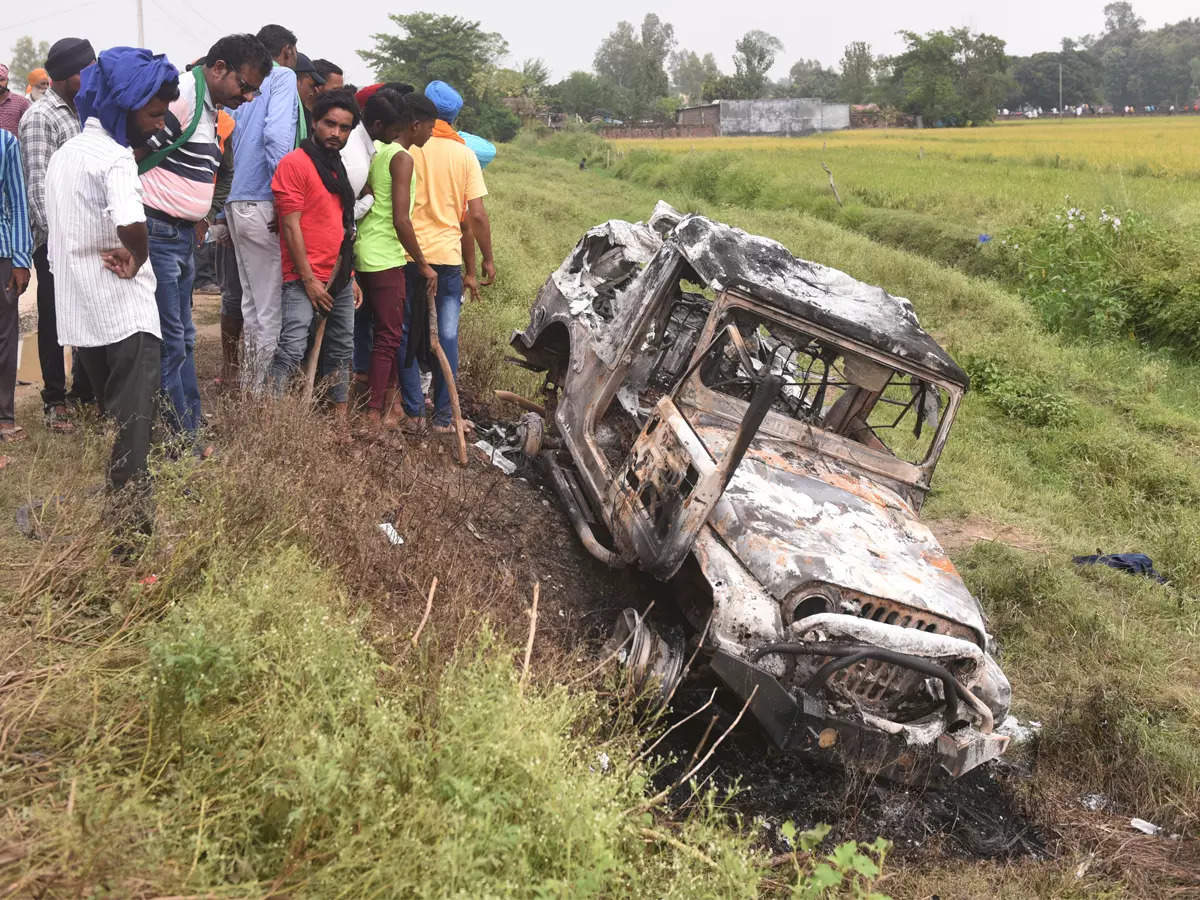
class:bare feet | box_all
[431,418,474,435]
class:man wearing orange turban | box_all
[25,68,50,101]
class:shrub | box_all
[962,355,1076,427]
[1002,203,1200,357]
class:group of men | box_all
[0,24,496,538]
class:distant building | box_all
[677,98,850,136]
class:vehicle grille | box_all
[829,658,925,716]
[824,592,975,719]
[847,591,976,643]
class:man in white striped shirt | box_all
[46,48,179,538]
[139,34,269,450]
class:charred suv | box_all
[510,203,1012,779]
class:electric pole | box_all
[1060,62,1070,120]
[137,0,144,46]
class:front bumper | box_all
[708,648,1009,781]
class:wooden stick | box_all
[493,389,547,416]
[821,160,843,207]
[411,577,437,647]
[301,318,327,406]
[633,687,716,765]
[686,714,720,772]
[428,296,468,464]
[520,581,540,692]
[300,263,343,406]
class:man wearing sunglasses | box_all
[139,33,271,454]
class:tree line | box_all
[9,3,1199,134]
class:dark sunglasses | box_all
[233,72,260,99]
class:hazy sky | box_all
[2,0,1196,86]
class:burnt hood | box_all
[705,451,987,642]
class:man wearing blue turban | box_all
[75,46,179,148]
[398,80,496,435]
[46,46,180,539]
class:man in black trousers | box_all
[18,37,97,432]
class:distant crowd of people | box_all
[997,102,1200,118]
[0,24,497,538]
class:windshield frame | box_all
[672,291,963,492]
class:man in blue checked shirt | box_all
[0,126,32,444]
[227,23,303,389]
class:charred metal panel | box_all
[702,446,987,640]
[605,397,719,579]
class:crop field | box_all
[600,118,1200,239]
[616,117,1200,178]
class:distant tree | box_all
[839,41,875,102]
[700,73,744,102]
[1126,19,1200,106]
[8,36,49,89]
[521,58,550,93]
[1007,48,1103,109]
[594,21,640,91]
[593,14,676,120]
[733,30,784,98]
[1104,2,1144,37]
[359,13,512,139]
[885,28,1012,124]
[475,103,521,141]
[669,50,721,102]
[548,70,607,119]
[360,13,507,92]
[637,13,676,95]
[786,58,841,98]
[490,68,526,97]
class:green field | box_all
[3,121,1200,896]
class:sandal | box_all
[432,418,475,435]
[397,414,426,435]
[0,424,28,443]
[44,405,76,434]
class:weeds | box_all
[963,355,1076,427]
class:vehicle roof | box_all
[669,215,969,387]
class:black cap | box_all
[45,37,96,81]
[294,53,325,85]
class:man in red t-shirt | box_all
[268,91,362,419]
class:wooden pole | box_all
[300,318,326,406]
[428,296,468,464]
[300,262,343,406]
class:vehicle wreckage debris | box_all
[1130,817,1163,836]
[510,200,1014,781]
[377,522,405,546]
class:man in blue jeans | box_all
[269,91,362,421]
[140,34,270,448]
[399,80,495,433]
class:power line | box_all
[0,1,105,34]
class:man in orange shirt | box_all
[397,80,495,433]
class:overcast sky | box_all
[2,0,1196,86]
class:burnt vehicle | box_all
[509,202,1011,779]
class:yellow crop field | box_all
[613,117,1200,178]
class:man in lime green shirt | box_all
[353,90,436,428]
